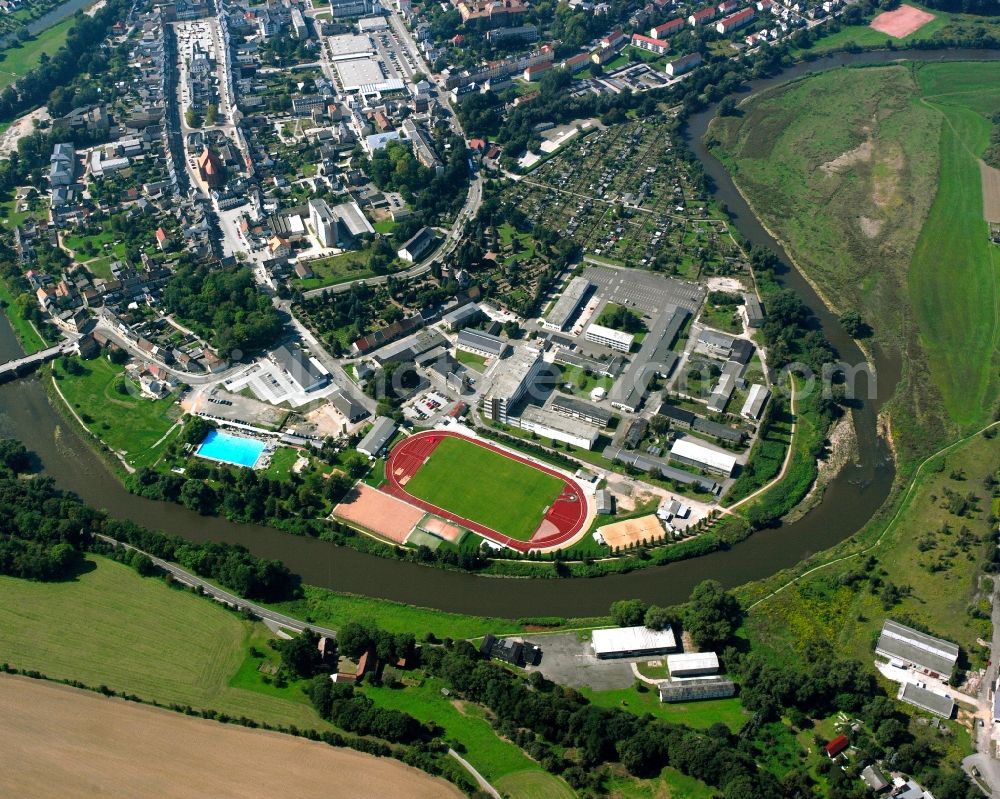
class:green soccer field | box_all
[402,436,564,541]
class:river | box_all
[1,48,995,617]
[0,0,98,51]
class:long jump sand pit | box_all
[333,483,424,543]
[0,674,461,799]
[981,160,1000,223]
[870,4,935,38]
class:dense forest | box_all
[163,264,283,356]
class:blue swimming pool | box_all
[196,430,266,468]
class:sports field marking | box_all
[870,4,935,38]
[400,435,565,542]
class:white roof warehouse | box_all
[669,438,737,477]
[591,626,678,659]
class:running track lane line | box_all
[383,430,587,551]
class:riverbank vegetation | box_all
[742,428,1000,676]
[710,62,1000,467]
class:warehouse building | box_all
[667,652,720,678]
[585,322,634,352]
[603,445,721,494]
[744,292,764,327]
[456,328,508,358]
[659,678,735,703]
[898,682,955,719]
[609,306,689,412]
[875,620,959,679]
[543,276,592,331]
[591,626,678,659]
[741,383,770,421]
[357,416,397,457]
[670,438,738,477]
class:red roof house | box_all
[825,735,849,758]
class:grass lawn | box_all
[0,277,48,354]
[557,364,614,398]
[0,15,74,91]
[604,767,715,798]
[455,348,488,372]
[580,686,748,733]
[710,61,1000,464]
[909,62,1000,428]
[494,770,577,798]
[293,250,376,290]
[263,446,300,478]
[0,555,326,730]
[373,218,397,235]
[364,676,571,790]
[267,584,601,642]
[803,3,1000,55]
[402,436,565,541]
[743,429,1000,670]
[51,356,181,469]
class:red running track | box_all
[383,430,589,552]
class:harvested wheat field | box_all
[0,675,461,799]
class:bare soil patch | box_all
[332,483,424,543]
[870,4,936,38]
[859,216,884,238]
[820,139,872,175]
[0,675,461,799]
[980,159,1000,223]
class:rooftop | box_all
[592,625,677,656]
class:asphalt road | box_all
[95,533,337,639]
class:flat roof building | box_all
[514,405,600,450]
[551,393,612,427]
[670,437,738,477]
[592,626,677,659]
[456,328,508,358]
[586,322,634,353]
[543,275,592,331]
[484,346,544,424]
[667,652,720,677]
[357,416,397,457]
[876,620,959,678]
[898,682,955,718]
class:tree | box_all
[644,605,677,631]
[682,580,741,649]
[839,311,872,338]
[718,96,740,117]
[610,598,649,627]
[276,629,323,679]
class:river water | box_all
[0,0,97,51]
[1,48,995,617]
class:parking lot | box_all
[584,264,703,316]
[524,632,638,690]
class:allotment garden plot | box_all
[508,120,738,275]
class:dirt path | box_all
[0,674,462,799]
[0,107,49,156]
